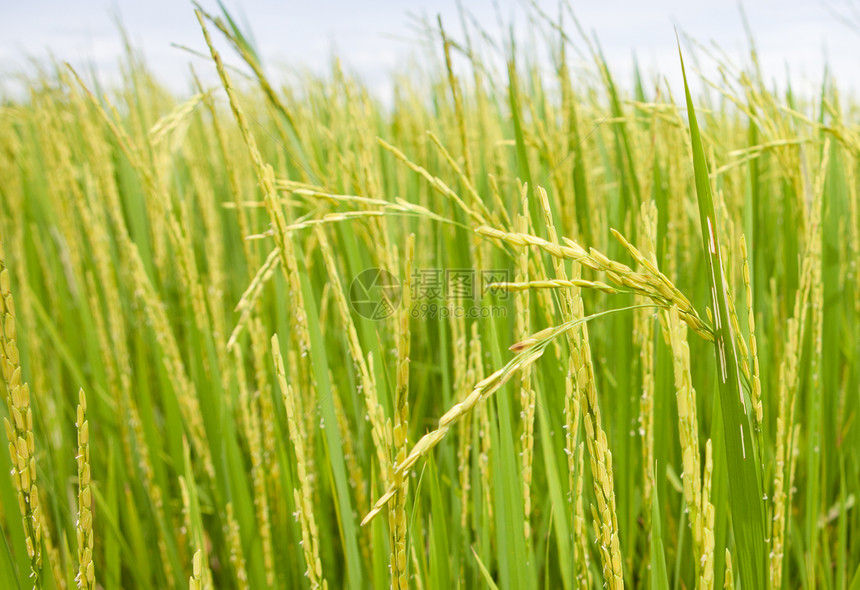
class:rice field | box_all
[0,4,858,589]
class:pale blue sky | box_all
[1,0,858,99]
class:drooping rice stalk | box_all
[362,306,652,527]
[478,225,712,339]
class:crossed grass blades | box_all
[0,2,858,589]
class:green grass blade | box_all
[650,463,670,590]
[473,546,502,590]
[0,525,22,590]
[678,41,766,590]
[849,563,860,590]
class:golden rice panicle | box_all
[247,316,280,478]
[563,357,580,499]
[376,137,487,227]
[477,351,494,524]
[609,228,711,341]
[0,238,43,582]
[574,305,623,589]
[272,336,327,590]
[532,186,616,588]
[583,408,624,590]
[541,208,590,589]
[771,315,802,589]
[390,234,414,590]
[568,279,623,587]
[665,306,711,583]
[75,389,95,590]
[740,235,763,454]
[363,330,552,525]
[224,503,250,590]
[527,258,565,360]
[236,357,275,587]
[458,323,481,530]
[700,439,715,590]
[634,201,657,514]
[515,185,536,540]
[561,323,590,589]
[492,277,621,296]
[189,549,203,590]
[196,9,313,376]
[425,131,490,223]
[477,224,712,340]
[573,442,591,590]
[724,549,734,590]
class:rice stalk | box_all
[236,353,275,586]
[0,237,43,586]
[680,44,766,590]
[739,235,762,463]
[665,307,707,581]
[75,389,95,590]
[188,550,204,590]
[224,503,250,590]
[458,324,480,530]
[0,7,854,589]
[634,201,658,517]
[362,306,654,527]
[724,550,734,590]
[390,234,414,590]
[514,186,536,540]
[476,225,712,340]
[273,336,327,590]
[316,228,391,485]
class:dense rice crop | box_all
[0,5,858,589]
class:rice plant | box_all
[0,4,858,589]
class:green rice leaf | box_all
[650,463,670,590]
[678,40,766,590]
